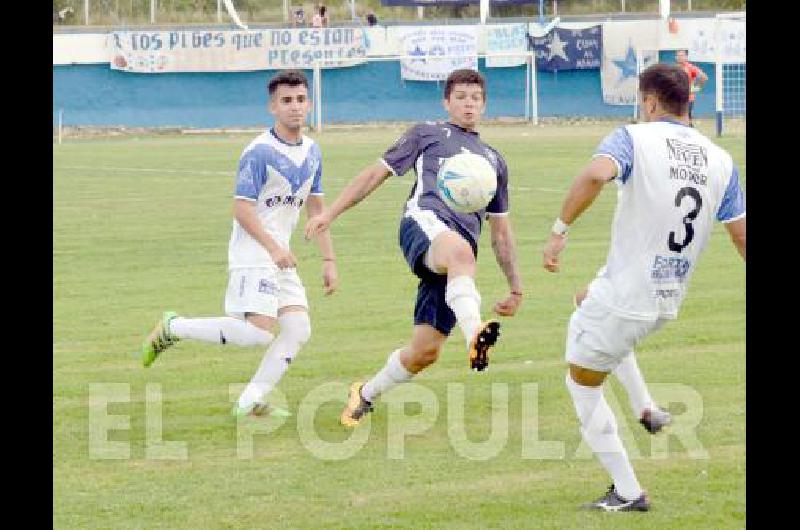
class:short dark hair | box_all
[639,63,690,116]
[268,70,309,96]
[444,69,486,100]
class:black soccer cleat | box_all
[582,484,651,512]
[640,407,672,435]
[469,321,501,372]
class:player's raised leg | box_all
[142,311,273,367]
[575,286,670,434]
[613,352,671,434]
[341,324,446,427]
[427,230,500,371]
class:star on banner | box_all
[547,32,569,62]
[613,45,638,79]
[409,45,426,63]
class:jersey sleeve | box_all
[310,145,323,195]
[593,126,634,184]
[235,145,268,201]
[380,124,424,177]
[716,165,746,223]
[485,152,509,215]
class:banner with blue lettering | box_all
[527,25,602,71]
[110,28,368,73]
[486,24,528,67]
[395,26,478,81]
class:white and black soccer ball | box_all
[436,152,497,214]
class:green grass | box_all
[54,122,745,528]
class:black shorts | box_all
[397,213,477,335]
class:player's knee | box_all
[448,242,475,268]
[279,311,311,345]
[245,313,278,333]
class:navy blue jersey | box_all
[380,121,510,249]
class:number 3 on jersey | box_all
[668,187,703,253]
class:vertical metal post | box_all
[525,57,530,122]
[417,6,424,19]
[150,0,155,24]
[85,0,90,25]
[218,0,222,23]
[715,57,724,136]
[633,49,642,121]
[314,63,322,132]
[530,52,538,125]
[58,109,64,145]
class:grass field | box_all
[53,122,745,528]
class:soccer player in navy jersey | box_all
[305,69,523,427]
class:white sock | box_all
[238,312,311,408]
[361,349,414,403]
[613,353,655,418]
[170,317,273,347]
[445,275,482,349]
[566,373,643,501]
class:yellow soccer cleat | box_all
[340,382,373,428]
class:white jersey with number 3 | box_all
[589,119,746,320]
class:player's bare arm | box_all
[304,161,391,238]
[488,215,523,316]
[724,217,746,260]
[305,194,338,295]
[234,198,297,269]
[696,69,709,88]
[543,156,617,273]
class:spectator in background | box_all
[312,5,328,28]
[366,10,378,26]
[293,6,306,27]
[675,49,708,126]
[54,6,74,24]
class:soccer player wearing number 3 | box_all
[305,69,523,428]
[542,63,745,512]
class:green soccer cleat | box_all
[231,402,292,418]
[140,311,180,368]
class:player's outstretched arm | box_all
[305,195,338,295]
[724,217,746,260]
[543,156,616,273]
[696,68,709,89]
[305,161,391,239]
[488,215,523,316]
[234,199,297,269]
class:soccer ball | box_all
[436,152,497,214]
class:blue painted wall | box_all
[53,59,717,127]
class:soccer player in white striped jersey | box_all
[542,63,745,512]
[140,70,338,418]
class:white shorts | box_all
[224,266,308,320]
[406,209,455,275]
[565,294,667,372]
